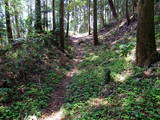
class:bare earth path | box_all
[39,35,85,120]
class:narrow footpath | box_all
[39,35,85,120]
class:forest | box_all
[0,0,160,120]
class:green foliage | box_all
[117,42,136,56]
[0,34,66,119]
[154,15,160,23]
[0,71,63,119]
[63,36,160,120]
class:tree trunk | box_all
[126,0,130,25]
[93,0,99,46]
[136,0,158,67]
[43,0,45,30]
[13,5,20,38]
[52,0,56,34]
[60,0,64,51]
[108,0,118,20]
[88,0,91,35]
[100,0,105,27]
[45,0,48,31]
[4,0,13,42]
[35,0,42,33]
[66,6,70,38]
[27,0,33,34]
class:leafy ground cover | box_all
[0,33,73,119]
[63,21,160,120]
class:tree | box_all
[4,0,13,42]
[45,0,48,31]
[12,0,21,38]
[52,0,56,34]
[136,0,158,67]
[35,0,42,33]
[0,1,5,40]
[108,0,118,20]
[26,0,33,34]
[60,0,64,51]
[42,0,46,30]
[66,0,70,38]
[93,0,99,46]
[88,0,91,35]
[126,0,130,25]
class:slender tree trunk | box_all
[43,0,45,30]
[13,5,20,38]
[60,0,64,51]
[108,0,118,20]
[73,7,76,33]
[88,0,91,35]
[35,0,42,33]
[100,0,105,27]
[52,0,56,34]
[66,8,70,38]
[4,0,13,42]
[104,0,107,24]
[136,0,158,67]
[28,0,33,34]
[45,0,48,31]
[126,0,130,25]
[93,0,99,46]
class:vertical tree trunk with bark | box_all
[43,0,45,30]
[136,0,158,67]
[108,0,118,20]
[66,1,70,38]
[27,0,33,34]
[100,0,105,27]
[93,0,99,46]
[126,0,130,25]
[13,5,20,38]
[60,0,64,51]
[88,0,91,35]
[35,0,42,33]
[52,0,56,34]
[5,0,13,42]
[45,0,48,31]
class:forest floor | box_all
[39,18,160,120]
[0,17,160,120]
[40,18,160,120]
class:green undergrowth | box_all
[0,34,71,119]
[64,33,160,119]
[0,71,64,119]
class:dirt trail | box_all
[39,35,85,120]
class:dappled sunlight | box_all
[27,115,38,120]
[87,54,100,61]
[90,55,99,61]
[89,98,110,107]
[125,47,136,62]
[114,70,132,82]
[66,67,78,78]
[39,109,64,120]
[71,33,88,38]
